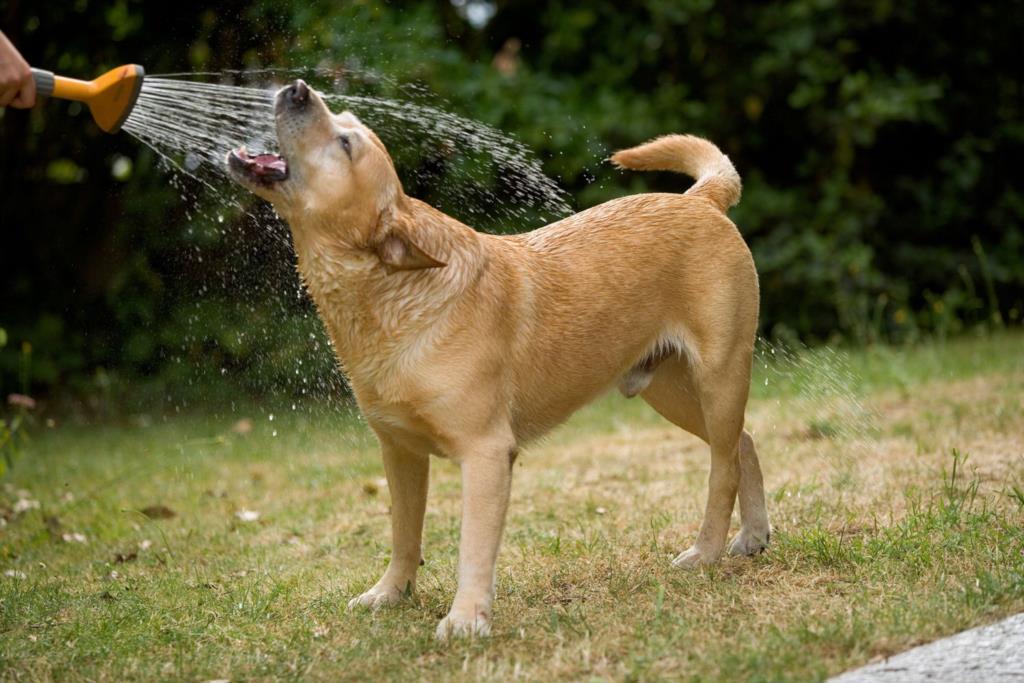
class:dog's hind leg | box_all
[640,356,707,441]
[728,429,771,556]
[674,348,745,567]
[642,343,762,567]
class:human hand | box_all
[0,31,35,108]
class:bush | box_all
[1,0,1021,403]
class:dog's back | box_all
[495,136,756,441]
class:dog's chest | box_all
[300,253,454,369]
[360,398,448,455]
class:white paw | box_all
[671,545,718,569]
[346,582,410,611]
[435,609,491,641]
[728,527,771,556]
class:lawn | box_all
[2,333,1023,681]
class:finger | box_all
[11,90,32,109]
[0,87,16,107]
[0,73,16,94]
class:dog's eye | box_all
[338,134,352,160]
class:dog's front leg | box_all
[436,439,514,640]
[348,436,429,610]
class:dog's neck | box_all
[288,196,487,385]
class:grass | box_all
[1,331,1023,681]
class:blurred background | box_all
[1,0,1022,415]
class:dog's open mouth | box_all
[228,147,289,184]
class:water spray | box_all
[31,64,145,133]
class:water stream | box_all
[122,73,572,225]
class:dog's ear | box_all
[376,230,447,274]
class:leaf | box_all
[140,505,176,520]
[44,515,63,536]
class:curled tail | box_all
[610,134,741,213]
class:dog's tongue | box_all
[230,146,288,180]
[253,154,287,173]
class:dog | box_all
[226,79,770,640]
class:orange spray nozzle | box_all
[31,64,145,134]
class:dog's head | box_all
[227,80,444,272]
[227,79,400,218]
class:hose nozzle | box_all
[31,64,145,134]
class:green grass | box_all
[2,332,1023,681]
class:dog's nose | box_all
[285,79,309,107]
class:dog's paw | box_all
[671,545,719,569]
[728,527,771,557]
[435,609,491,641]
[346,582,409,611]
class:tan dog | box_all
[226,80,770,640]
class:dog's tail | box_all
[610,134,741,213]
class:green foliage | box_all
[1,1,1022,401]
